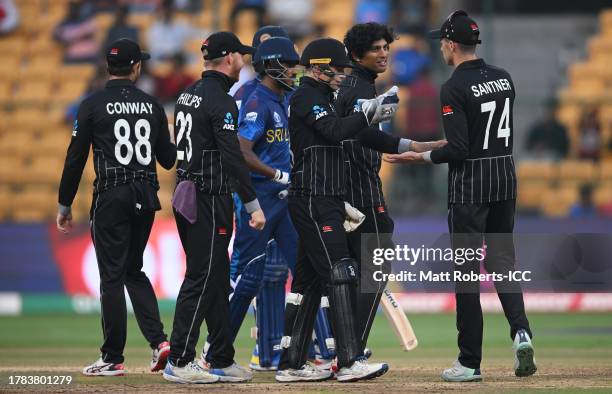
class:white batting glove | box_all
[359,85,399,125]
[343,201,366,232]
[273,169,290,185]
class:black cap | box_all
[106,38,150,67]
[201,31,255,60]
[252,25,289,48]
[300,38,352,69]
[428,10,482,45]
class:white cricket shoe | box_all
[82,357,125,376]
[275,362,334,382]
[336,358,389,382]
[441,360,482,382]
[163,361,219,384]
[206,362,253,382]
[150,341,170,372]
[513,329,537,377]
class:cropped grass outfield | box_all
[0,312,611,392]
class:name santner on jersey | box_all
[470,78,512,97]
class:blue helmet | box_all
[253,37,299,91]
[253,37,299,67]
[252,25,289,48]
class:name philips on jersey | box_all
[471,78,512,97]
[106,102,154,115]
[176,92,202,108]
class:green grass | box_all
[0,312,611,391]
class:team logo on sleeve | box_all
[71,119,78,136]
[245,112,258,122]
[353,101,361,113]
[313,105,328,120]
[223,112,236,130]
[442,105,453,116]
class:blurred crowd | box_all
[2,0,610,220]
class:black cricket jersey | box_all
[430,59,517,204]
[334,64,402,208]
[58,78,176,207]
[174,70,258,209]
[288,76,370,198]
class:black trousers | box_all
[90,184,167,364]
[279,195,360,369]
[449,199,532,369]
[346,204,394,349]
[169,193,234,368]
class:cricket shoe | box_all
[441,360,482,382]
[150,341,170,372]
[313,355,334,371]
[82,357,125,376]
[249,344,280,371]
[207,362,253,382]
[275,362,334,382]
[336,357,389,382]
[513,329,537,377]
[163,361,219,384]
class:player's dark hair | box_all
[344,22,396,61]
[107,64,133,76]
[456,42,476,54]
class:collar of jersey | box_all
[201,70,235,92]
[106,78,134,88]
[455,58,485,72]
[350,62,377,83]
[300,76,333,95]
[255,83,284,103]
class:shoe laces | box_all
[186,361,204,373]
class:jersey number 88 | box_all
[114,118,152,165]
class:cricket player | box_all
[336,22,446,352]
[202,26,337,371]
[163,31,265,384]
[276,38,398,383]
[385,10,537,381]
[57,38,175,376]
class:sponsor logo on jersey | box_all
[245,111,258,122]
[377,206,386,213]
[223,112,235,130]
[442,105,453,115]
[72,119,78,136]
[313,105,328,120]
[218,227,227,235]
[322,225,333,232]
[353,101,361,113]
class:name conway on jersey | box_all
[58,79,176,206]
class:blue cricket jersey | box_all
[238,83,291,195]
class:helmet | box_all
[300,38,355,89]
[253,37,300,91]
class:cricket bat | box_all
[380,288,418,351]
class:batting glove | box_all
[343,201,366,232]
[273,169,290,185]
[359,85,399,126]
